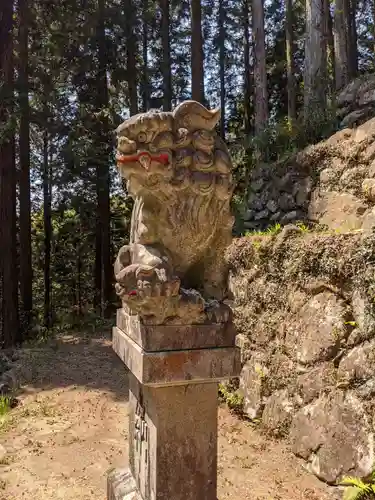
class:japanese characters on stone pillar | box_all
[108,101,240,500]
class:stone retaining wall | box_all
[243,161,312,231]
[231,112,375,485]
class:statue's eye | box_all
[138,132,147,143]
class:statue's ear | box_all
[173,100,221,132]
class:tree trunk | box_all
[304,0,326,120]
[285,0,296,125]
[243,0,252,135]
[191,0,204,103]
[43,128,51,329]
[333,0,349,90]
[323,0,335,96]
[218,0,225,138]
[252,0,268,135]
[125,0,138,115]
[96,0,112,317]
[76,210,82,318]
[0,0,20,347]
[160,0,172,111]
[347,0,358,78]
[141,0,149,111]
[18,0,33,334]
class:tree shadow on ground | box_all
[15,327,129,402]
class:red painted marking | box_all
[117,152,169,166]
[128,290,137,296]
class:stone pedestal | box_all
[107,309,240,500]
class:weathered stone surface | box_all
[337,340,375,383]
[112,327,241,386]
[262,389,294,435]
[341,108,372,128]
[278,172,294,190]
[107,468,142,500]
[296,177,313,206]
[243,221,259,230]
[244,209,255,221]
[281,211,303,224]
[320,168,338,185]
[235,333,251,363]
[251,178,265,192]
[296,363,336,404]
[129,375,219,500]
[287,288,308,313]
[254,208,269,220]
[286,292,348,365]
[351,290,375,340]
[308,191,367,231]
[290,391,374,483]
[116,309,236,351]
[266,199,278,213]
[0,354,11,376]
[240,356,268,419]
[114,101,234,325]
[248,197,265,211]
[279,193,295,211]
[270,211,282,221]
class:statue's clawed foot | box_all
[205,301,233,324]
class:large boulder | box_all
[290,391,374,484]
[337,74,375,128]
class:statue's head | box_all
[115,100,234,200]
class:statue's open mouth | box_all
[116,151,169,170]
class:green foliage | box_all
[219,381,244,415]
[245,223,282,238]
[247,108,338,165]
[340,472,375,500]
[0,396,11,418]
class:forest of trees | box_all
[0,0,374,347]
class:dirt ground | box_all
[0,330,336,500]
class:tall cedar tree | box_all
[285,0,296,123]
[191,0,204,102]
[243,0,252,135]
[141,0,150,110]
[334,0,350,90]
[252,0,268,135]
[160,0,172,110]
[95,0,112,317]
[347,0,358,77]
[125,0,139,115]
[218,0,226,138]
[18,0,33,332]
[304,0,326,118]
[42,113,52,329]
[0,0,20,346]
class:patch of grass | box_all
[296,222,310,232]
[0,396,11,418]
[219,383,244,415]
[21,399,56,419]
[246,223,282,238]
[340,469,375,500]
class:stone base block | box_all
[107,468,142,500]
[116,309,236,351]
[112,326,241,387]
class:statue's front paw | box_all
[205,301,233,324]
[135,270,180,298]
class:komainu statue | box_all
[114,101,235,325]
